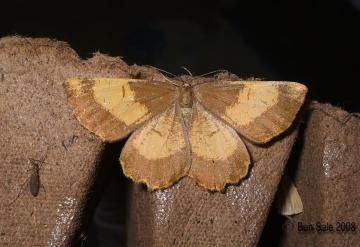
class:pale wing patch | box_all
[225,82,279,125]
[276,174,303,216]
[195,81,307,143]
[92,79,148,125]
[189,102,250,191]
[120,104,190,189]
[131,105,186,160]
[64,78,176,141]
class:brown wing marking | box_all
[64,78,177,141]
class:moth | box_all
[64,74,307,191]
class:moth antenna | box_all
[198,69,229,77]
[144,65,177,78]
[181,66,193,76]
[192,69,232,87]
[160,73,181,87]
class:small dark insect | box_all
[28,157,46,197]
[8,150,49,206]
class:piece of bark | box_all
[280,102,360,246]
[127,121,300,246]
[0,37,130,246]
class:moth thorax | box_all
[179,85,193,108]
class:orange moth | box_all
[64,75,307,191]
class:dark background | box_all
[1,0,359,246]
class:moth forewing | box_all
[194,81,308,143]
[64,78,178,142]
